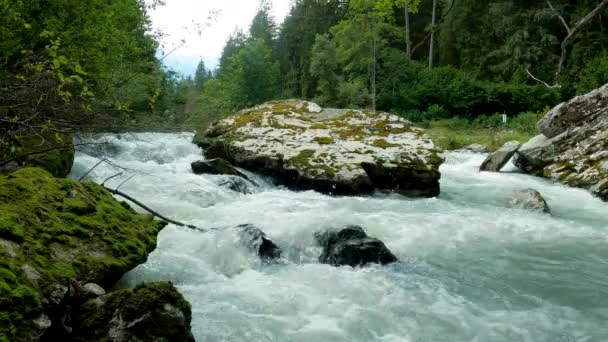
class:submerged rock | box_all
[315,226,397,267]
[191,158,246,178]
[514,84,608,201]
[73,282,194,342]
[509,188,551,213]
[0,168,167,341]
[219,176,253,194]
[237,224,282,261]
[479,141,521,172]
[462,143,489,153]
[195,99,444,197]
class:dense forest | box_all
[0,0,187,154]
[189,0,608,128]
[1,0,607,141]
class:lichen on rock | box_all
[0,167,167,341]
[514,84,608,200]
[195,99,444,197]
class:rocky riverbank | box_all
[0,167,193,341]
[514,84,608,201]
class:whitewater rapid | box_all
[70,132,608,342]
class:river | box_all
[70,132,608,342]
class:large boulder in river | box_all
[479,141,521,172]
[73,282,194,342]
[195,100,444,197]
[0,168,167,341]
[514,84,608,200]
[509,188,551,213]
[315,226,398,267]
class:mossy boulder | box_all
[73,282,194,342]
[0,132,74,178]
[194,100,444,197]
[514,84,608,200]
[0,168,167,341]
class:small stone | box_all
[47,283,69,306]
[81,283,106,300]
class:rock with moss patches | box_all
[479,141,521,172]
[509,189,551,213]
[72,282,194,342]
[0,132,74,177]
[0,168,167,342]
[315,226,398,267]
[514,84,608,201]
[195,99,444,197]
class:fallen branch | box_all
[78,158,108,181]
[78,156,209,232]
[104,186,205,231]
[0,142,108,167]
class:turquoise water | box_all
[71,133,608,342]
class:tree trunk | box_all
[429,0,437,69]
[405,0,412,60]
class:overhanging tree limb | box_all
[538,0,608,86]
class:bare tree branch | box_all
[526,69,561,88]
[546,0,571,33]
[557,0,608,79]
[101,172,123,186]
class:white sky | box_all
[149,0,292,75]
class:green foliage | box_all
[194,39,280,126]
[0,167,166,341]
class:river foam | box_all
[71,132,608,342]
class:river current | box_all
[70,132,608,342]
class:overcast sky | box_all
[149,0,292,76]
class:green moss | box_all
[310,123,327,129]
[0,168,166,341]
[371,139,399,149]
[313,137,335,145]
[288,149,337,178]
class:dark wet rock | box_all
[191,158,245,177]
[80,283,106,300]
[514,84,608,201]
[0,167,167,341]
[73,282,194,342]
[237,224,282,261]
[219,176,253,194]
[479,141,521,172]
[509,188,551,213]
[196,100,444,197]
[315,226,398,267]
